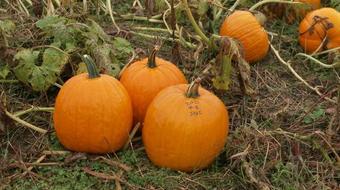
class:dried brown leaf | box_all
[64,152,87,165]
[82,167,119,181]
[93,156,132,172]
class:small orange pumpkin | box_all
[142,79,229,172]
[120,46,187,124]
[299,8,340,53]
[219,10,269,63]
[53,55,133,153]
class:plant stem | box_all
[181,0,209,44]
[5,110,47,134]
[14,106,54,117]
[0,80,19,83]
[147,46,160,68]
[296,53,340,69]
[249,0,302,11]
[270,44,336,103]
[186,78,201,98]
[123,123,140,150]
[129,31,196,49]
[106,0,120,32]
[81,55,100,79]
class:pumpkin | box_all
[219,10,269,63]
[296,0,321,15]
[260,0,320,23]
[142,78,229,172]
[299,8,340,53]
[53,55,133,153]
[120,46,187,124]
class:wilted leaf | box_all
[212,37,233,90]
[237,58,255,95]
[14,48,69,91]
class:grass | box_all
[1,0,340,190]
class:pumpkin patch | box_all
[1,0,339,188]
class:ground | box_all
[0,0,339,190]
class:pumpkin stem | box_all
[147,45,160,68]
[81,54,100,79]
[186,78,201,98]
[251,11,267,26]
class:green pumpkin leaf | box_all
[36,16,67,31]
[0,64,10,79]
[0,20,15,34]
[86,19,110,43]
[91,43,121,76]
[13,48,69,91]
[197,0,209,16]
[113,37,134,60]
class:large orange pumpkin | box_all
[219,10,269,63]
[53,55,133,153]
[299,8,340,53]
[142,79,229,172]
[120,46,187,124]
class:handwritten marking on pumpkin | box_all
[185,100,202,116]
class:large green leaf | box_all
[36,16,67,31]
[112,37,134,61]
[14,48,69,91]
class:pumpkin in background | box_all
[299,8,340,53]
[53,55,133,153]
[120,46,187,124]
[142,78,229,172]
[219,10,269,63]
[296,0,321,15]
[260,0,320,23]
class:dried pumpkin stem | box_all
[186,78,202,98]
[181,0,209,44]
[270,44,336,103]
[296,53,340,69]
[5,110,47,134]
[249,0,303,11]
[147,45,160,68]
[81,55,100,79]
